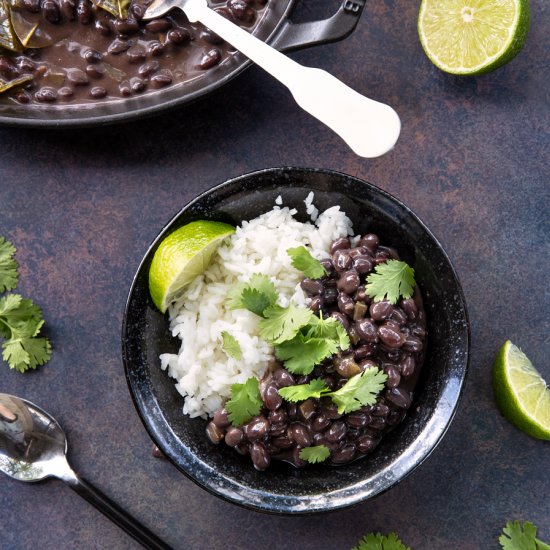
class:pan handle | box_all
[271,0,367,53]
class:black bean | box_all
[145,18,172,33]
[224,426,243,447]
[14,90,30,103]
[311,413,330,432]
[0,56,19,80]
[370,300,393,321]
[337,270,360,294]
[42,0,60,23]
[90,86,107,98]
[359,234,379,252]
[400,298,418,319]
[130,76,146,92]
[35,87,57,102]
[235,442,249,455]
[384,365,401,388]
[268,409,286,425]
[357,435,377,454]
[126,44,147,63]
[206,421,224,444]
[325,420,347,442]
[76,0,92,24]
[358,358,379,372]
[321,375,337,391]
[288,422,312,447]
[385,387,412,409]
[378,324,405,348]
[330,237,350,254]
[387,409,406,426]
[212,407,230,428]
[94,19,111,36]
[269,423,286,436]
[263,384,282,411]
[86,64,105,79]
[108,38,131,55]
[332,249,352,273]
[346,411,367,428]
[272,368,294,388]
[374,250,390,265]
[403,335,423,353]
[330,311,350,330]
[390,307,408,325]
[114,18,139,35]
[320,258,334,275]
[372,403,390,417]
[167,28,191,45]
[200,28,223,44]
[228,0,255,22]
[353,255,373,274]
[368,416,386,431]
[272,436,293,449]
[331,444,355,464]
[400,355,415,378]
[354,344,375,360]
[301,278,323,295]
[147,40,164,56]
[67,68,89,86]
[131,2,145,19]
[412,325,427,339]
[84,49,102,63]
[59,0,75,19]
[119,83,132,96]
[355,318,378,342]
[198,48,222,70]
[337,293,354,316]
[290,446,307,468]
[16,57,36,73]
[22,0,40,13]
[243,415,269,441]
[250,442,270,471]
[355,286,368,303]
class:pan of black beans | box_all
[205,233,428,470]
[0,0,367,126]
[123,167,470,514]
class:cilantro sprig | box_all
[221,331,242,360]
[225,377,262,426]
[365,260,415,305]
[299,445,330,464]
[352,532,410,550]
[287,246,327,279]
[0,237,52,373]
[499,521,550,550]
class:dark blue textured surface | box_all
[0,0,548,548]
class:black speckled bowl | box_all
[122,167,470,514]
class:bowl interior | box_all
[122,167,469,513]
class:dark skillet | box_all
[122,167,470,514]
[0,0,366,127]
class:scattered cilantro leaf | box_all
[306,314,350,351]
[227,273,278,315]
[329,367,388,414]
[259,302,313,344]
[225,377,262,426]
[352,532,410,550]
[0,236,18,292]
[365,260,415,305]
[287,246,327,279]
[299,445,330,464]
[275,334,338,375]
[221,331,242,361]
[278,378,330,402]
[499,521,550,550]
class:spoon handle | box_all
[182,0,400,158]
[64,472,171,549]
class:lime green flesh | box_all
[492,340,550,440]
[418,0,530,75]
[148,220,235,313]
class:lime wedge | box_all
[492,340,550,440]
[418,0,530,75]
[148,220,235,313]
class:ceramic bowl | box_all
[122,167,470,514]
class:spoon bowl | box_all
[0,393,170,549]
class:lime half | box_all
[148,220,235,313]
[418,0,530,75]
[492,340,550,440]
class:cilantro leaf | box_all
[0,236,18,293]
[352,532,410,550]
[365,260,415,305]
[329,367,388,414]
[275,333,338,375]
[241,288,273,317]
[278,378,330,402]
[287,246,327,279]
[0,294,43,336]
[299,445,330,464]
[499,521,549,550]
[259,302,313,344]
[221,331,242,361]
[2,335,51,373]
[306,314,350,351]
[226,274,278,315]
[225,377,262,426]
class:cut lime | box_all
[492,340,550,440]
[148,220,235,313]
[418,0,530,75]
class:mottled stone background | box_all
[0,1,548,549]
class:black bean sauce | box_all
[207,233,427,470]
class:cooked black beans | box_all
[207,233,427,469]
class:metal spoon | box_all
[0,393,171,550]
[143,0,401,158]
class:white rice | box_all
[160,195,354,418]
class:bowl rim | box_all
[122,166,471,514]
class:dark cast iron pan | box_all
[0,0,367,127]
[121,167,470,515]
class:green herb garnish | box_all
[259,302,313,344]
[499,521,550,550]
[92,0,130,19]
[365,259,415,304]
[287,246,327,279]
[275,333,338,375]
[352,532,410,550]
[0,237,52,373]
[227,273,278,314]
[306,314,350,350]
[329,368,388,414]
[221,331,242,361]
[299,445,330,464]
[225,377,262,426]
[278,378,330,402]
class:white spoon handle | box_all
[184,0,401,158]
